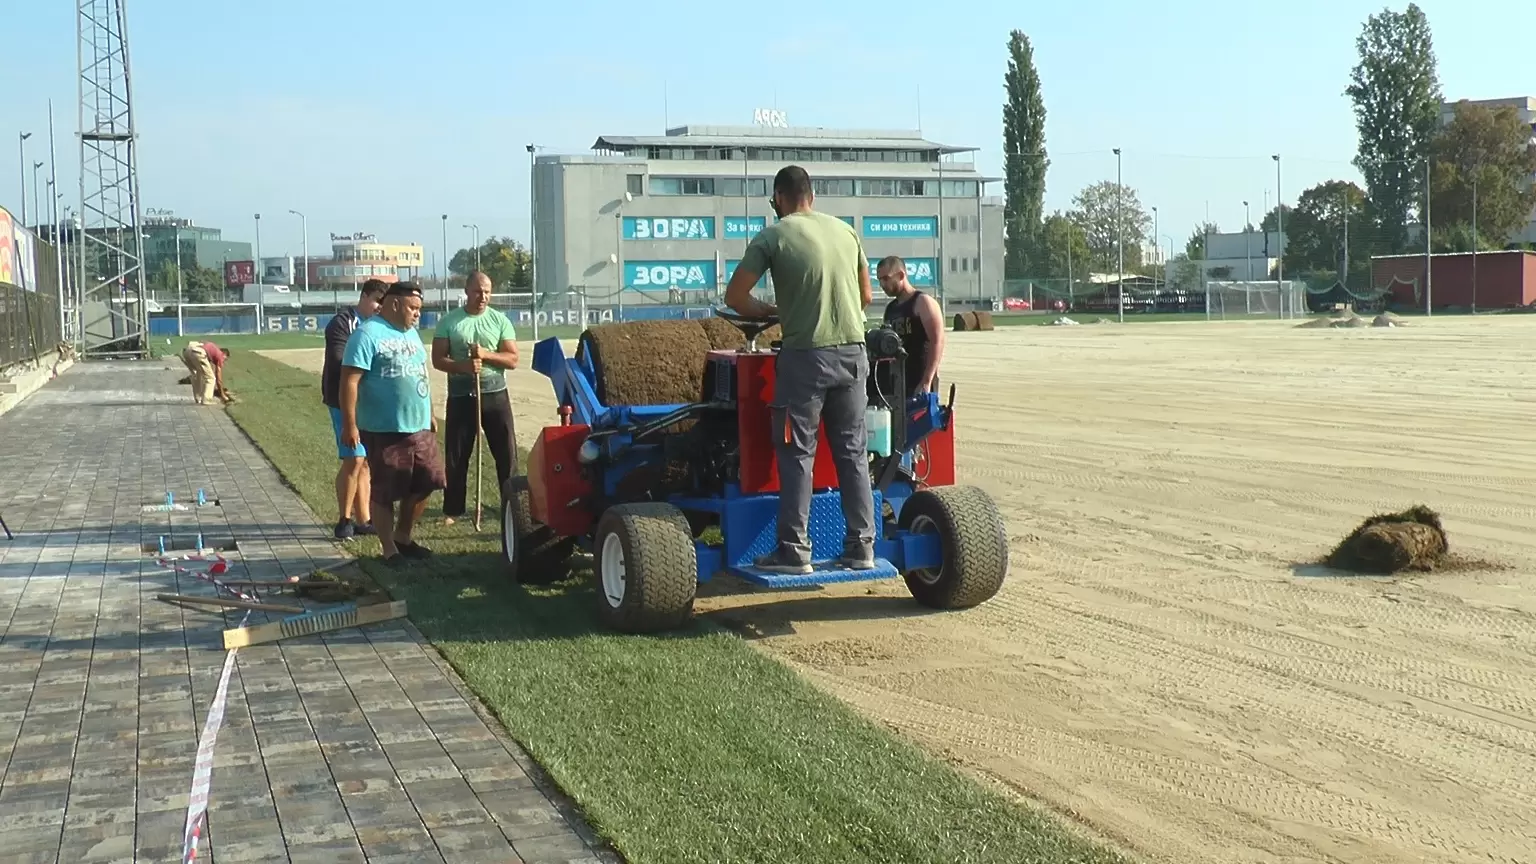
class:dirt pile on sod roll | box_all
[1372,312,1406,327]
[579,319,716,406]
[697,316,781,350]
[952,311,995,332]
[1324,505,1448,574]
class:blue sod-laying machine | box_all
[500,310,1009,633]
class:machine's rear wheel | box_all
[593,503,698,633]
[897,485,1009,609]
[501,476,576,585]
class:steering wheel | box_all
[713,307,780,351]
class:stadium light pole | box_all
[31,162,44,233]
[288,210,308,291]
[1113,147,1123,323]
[1273,154,1284,318]
[17,132,30,227]
[1151,206,1158,291]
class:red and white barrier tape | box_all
[154,553,258,864]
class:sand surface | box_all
[259,316,1536,864]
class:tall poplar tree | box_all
[1003,30,1048,279]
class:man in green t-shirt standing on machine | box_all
[431,270,521,527]
[724,165,876,575]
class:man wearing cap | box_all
[321,278,387,539]
[338,281,445,564]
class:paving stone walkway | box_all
[0,361,620,863]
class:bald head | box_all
[464,270,492,313]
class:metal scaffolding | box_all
[75,0,147,359]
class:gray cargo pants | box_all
[769,344,877,564]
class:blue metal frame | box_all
[532,337,948,589]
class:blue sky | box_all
[3,0,1530,271]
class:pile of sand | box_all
[1295,313,1376,329]
[1324,505,1448,574]
[1372,312,1406,328]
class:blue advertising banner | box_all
[623,216,716,240]
[862,216,938,238]
[723,216,766,239]
[724,259,767,288]
[625,260,718,290]
[869,256,937,287]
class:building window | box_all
[950,257,958,273]
[941,180,979,198]
[856,179,896,197]
[721,177,768,197]
[972,257,980,271]
[949,216,957,231]
[680,178,714,195]
[897,180,933,197]
[627,174,644,195]
[649,177,681,195]
[811,178,853,196]
[961,257,969,272]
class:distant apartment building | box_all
[1440,96,1536,244]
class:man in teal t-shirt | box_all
[339,281,446,563]
[431,271,521,526]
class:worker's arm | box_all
[724,234,778,318]
[431,335,479,376]
[212,359,229,396]
[858,257,874,309]
[914,293,946,393]
[339,368,363,447]
[473,338,519,370]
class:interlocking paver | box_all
[0,362,621,862]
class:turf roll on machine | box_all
[501,309,1010,633]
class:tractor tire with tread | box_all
[593,503,698,633]
[897,484,1009,609]
[501,476,577,585]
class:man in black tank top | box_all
[876,256,945,395]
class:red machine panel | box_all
[912,409,956,488]
[735,351,841,494]
[528,423,594,537]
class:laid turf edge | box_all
[223,348,1134,864]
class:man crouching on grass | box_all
[337,281,445,565]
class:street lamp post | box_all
[288,210,308,291]
[17,132,30,227]
[1273,154,1284,318]
[527,144,538,341]
[31,162,44,231]
[1424,158,1433,316]
[463,224,481,272]
[1243,201,1252,315]
[175,225,184,336]
[1113,147,1123,323]
[440,215,449,312]
[254,214,262,290]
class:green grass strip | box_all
[224,349,1131,864]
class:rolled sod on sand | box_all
[954,311,995,331]
[579,320,717,407]
[1325,505,1448,574]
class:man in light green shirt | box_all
[724,165,877,575]
[430,271,521,525]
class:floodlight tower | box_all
[75,0,148,358]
